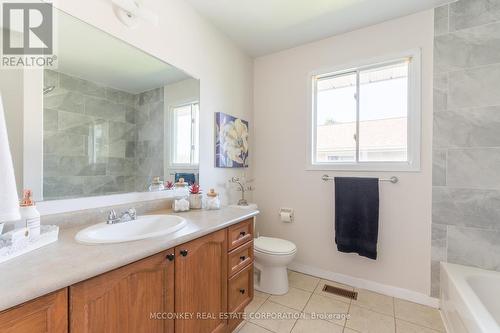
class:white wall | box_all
[0,68,43,202]
[164,78,200,109]
[23,69,43,201]
[0,30,43,201]
[253,11,434,297]
[45,0,254,204]
[0,69,24,195]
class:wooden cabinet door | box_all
[70,250,175,333]
[175,229,228,333]
[0,289,67,333]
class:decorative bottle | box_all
[19,189,40,241]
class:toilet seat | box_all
[254,237,297,255]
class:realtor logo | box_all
[1,2,56,67]
[3,2,53,54]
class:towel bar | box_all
[321,175,398,184]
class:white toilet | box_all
[254,236,297,295]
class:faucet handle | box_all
[106,209,118,224]
[108,209,117,219]
[128,208,137,220]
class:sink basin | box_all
[75,215,187,244]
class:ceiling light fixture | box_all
[111,0,159,28]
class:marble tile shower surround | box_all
[432,0,500,296]
[43,70,164,200]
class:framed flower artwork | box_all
[215,112,249,168]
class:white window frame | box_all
[307,49,421,172]
[168,101,199,169]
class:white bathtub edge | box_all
[440,262,500,333]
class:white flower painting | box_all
[215,112,249,168]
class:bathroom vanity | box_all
[0,208,257,333]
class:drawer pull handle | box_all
[180,250,188,257]
[240,256,246,261]
[239,231,246,238]
[166,253,175,261]
[239,289,246,294]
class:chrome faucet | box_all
[106,208,137,224]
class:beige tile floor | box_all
[234,270,445,333]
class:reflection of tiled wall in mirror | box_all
[43,69,164,200]
[135,87,165,192]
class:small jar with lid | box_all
[149,176,165,192]
[205,189,221,210]
[174,178,189,198]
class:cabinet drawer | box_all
[228,263,253,313]
[228,241,253,277]
[228,219,253,251]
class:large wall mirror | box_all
[1,8,200,203]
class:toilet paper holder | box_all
[279,208,294,223]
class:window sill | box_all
[306,162,420,172]
[168,165,199,170]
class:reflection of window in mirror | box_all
[163,78,200,185]
[170,103,199,167]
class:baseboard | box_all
[288,261,440,308]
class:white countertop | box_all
[0,206,259,311]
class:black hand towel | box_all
[334,177,379,260]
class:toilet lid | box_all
[254,237,297,254]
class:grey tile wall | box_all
[43,70,165,200]
[432,0,500,296]
[434,107,500,147]
[134,87,164,191]
[434,5,449,36]
[449,0,500,31]
[447,226,500,270]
